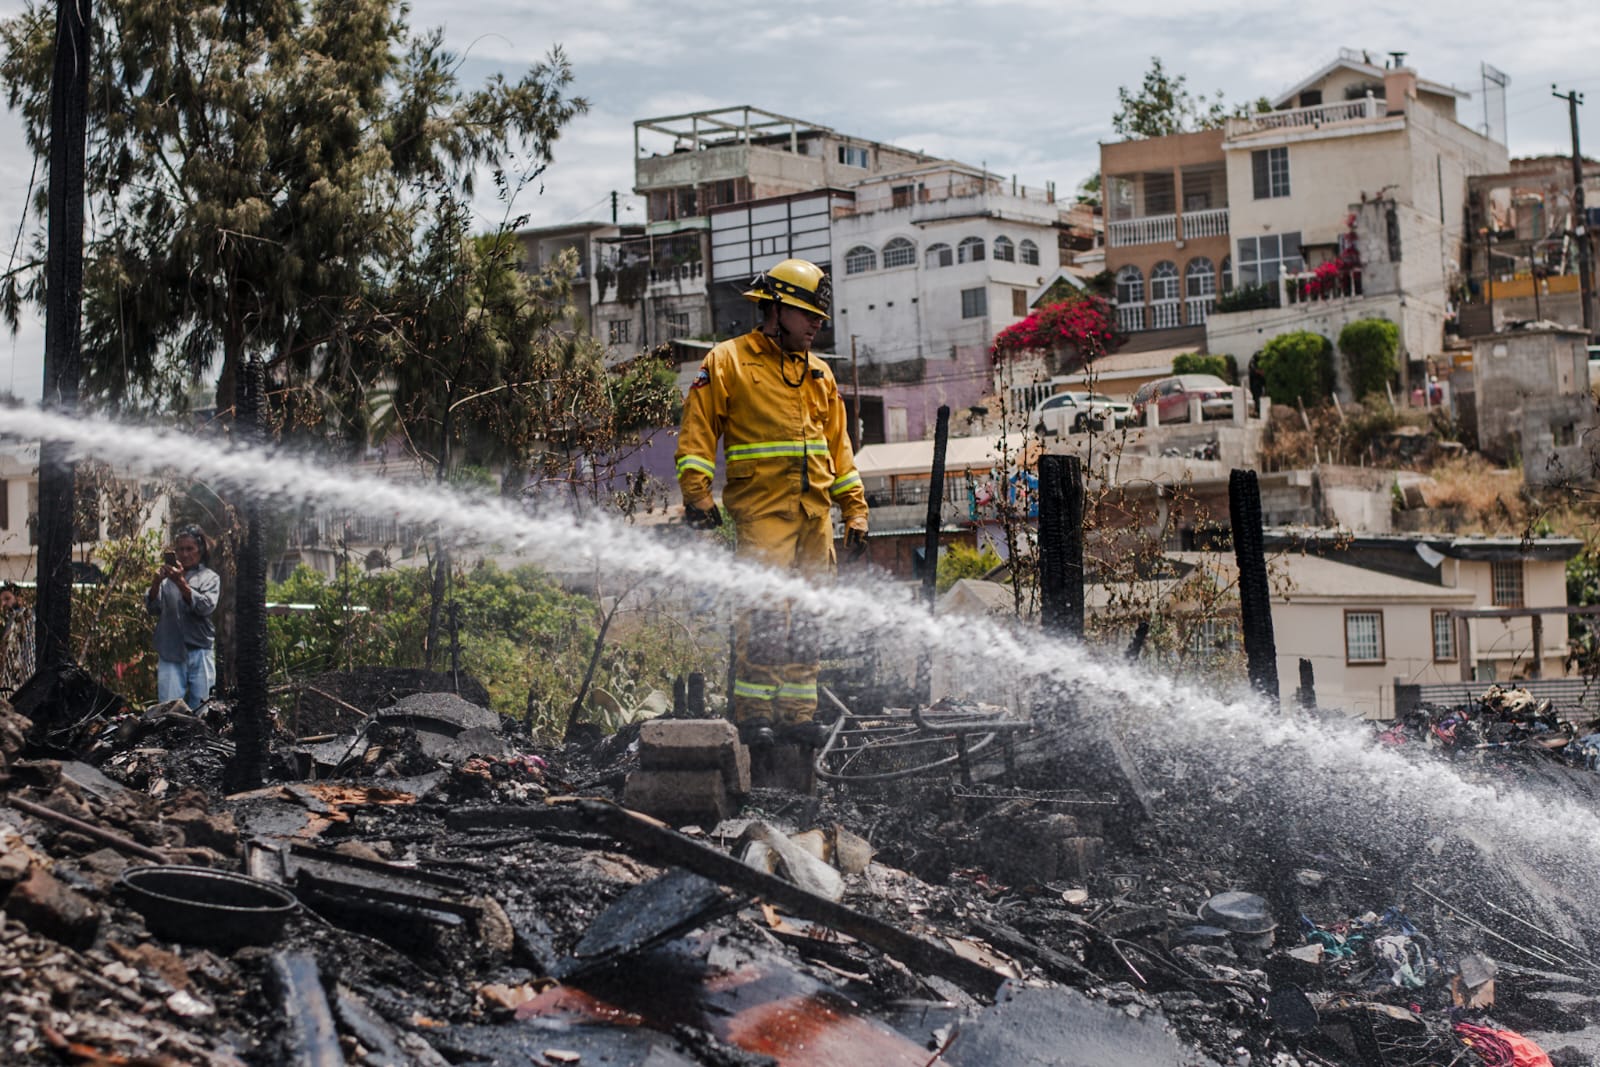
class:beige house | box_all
[0,443,171,582]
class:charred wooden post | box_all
[1297,657,1316,711]
[1229,469,1279,702]
[268,952,343,1066]
[35,0,93,675]
[687,671,706,715]
[921,405,951,610]
[225,358,270,791]
[1038,453,1085,638]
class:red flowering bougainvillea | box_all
[989,293,1123,371]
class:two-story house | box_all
[590,106,939,360]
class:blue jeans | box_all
[158,647,215,710]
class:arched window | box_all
[882,237,916,268]
[993,236,1015,262]
[1221,255,1233,293]
[1019,239,1040,266]
[1115,265,1145,332]
[1185,257,1217,297]
[1185,257,1217,324]
[1150,261,1181,328]
[844,245,877,275]
[958,236,985,263]
[926,242,953,269]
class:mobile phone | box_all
[163,551,178,567]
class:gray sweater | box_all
[145,565,220,663]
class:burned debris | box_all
[2,655,1600,1067]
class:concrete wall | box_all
[1471,328,1590,456]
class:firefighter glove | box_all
[685,500,723,530]
[845,526,868,562]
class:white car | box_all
[1029,391,1134,435]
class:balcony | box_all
[1182,207,1229,240]
[1225,96,1388,138]
[1108,214,1176,248]
[1108,208,1229,248]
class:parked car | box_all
[1029,391,1134,435]
[1130,374,1235,425]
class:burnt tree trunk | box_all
[1038,453,1084,639]
[1229,469,1279,703]
[35,0,92,679]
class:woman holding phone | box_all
[145,526,220,709]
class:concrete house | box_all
[1469,325,1597,481]
[831,163,1065,443]
[591,107,939,361]
[1209,52,1508,391]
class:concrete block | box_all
[622,769,730,825]
[639,719,749,793]
[5,866,100,949]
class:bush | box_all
[1258,330,1333,407]
[1215,282,1277,313]
[1172,352,1238,384]
[936,543,1003,594]
[1338,318,1400,401]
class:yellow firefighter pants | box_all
[731,510,836,725]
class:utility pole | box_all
[849,334,860,451]
[610,190,618,224]
[1554,86,1593,334]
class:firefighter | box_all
[675,258,869,750]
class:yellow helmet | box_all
[742,258,832,320]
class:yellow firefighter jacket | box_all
[675,330,869,529]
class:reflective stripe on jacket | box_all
[675,330,869,526]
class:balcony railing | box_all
[1284,267,1364,305]
[1186,296,1215,324]
[1107,213,1176,248]
[1181,207,1229,239]
[648,261,704,287]
[1116,304,1146,332]
[1150,300,1182,330]
[1226,95,1387,137]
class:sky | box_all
[1,0,1598,401]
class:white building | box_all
[831,163,1064,442]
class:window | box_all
[1491,561,1524,607]
[993,236,1015,262]
[926,243,953,268]
[664,311,690,337]
[1221,255,1233,292]
[608,319,631,345]
[837,144,869,168]
[1236,233,1303,286]
[1187,617,1238,656]
[1150,261,1180,328]
[882,237,916,268]
[1252,147,1290,199]
[960,287,987,319]
[1115,264,1144,305]
[1012,288,1028,316]
[1185,257,1216,298]
[1432,610,1457,662]
[1019,239,1040,266]
[1115,265,1145,332]
[844,245,878,275]
[1345,610,1385,664]
[891,184,917,208]
[958,236,985,263]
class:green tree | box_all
[1258,331,1334,407]
[1112,58,1272,139]
[1,0,585,415]
[1338,318,1400,401]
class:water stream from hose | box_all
[7,406,1600,920]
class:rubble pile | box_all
[1,675,1599,1065]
